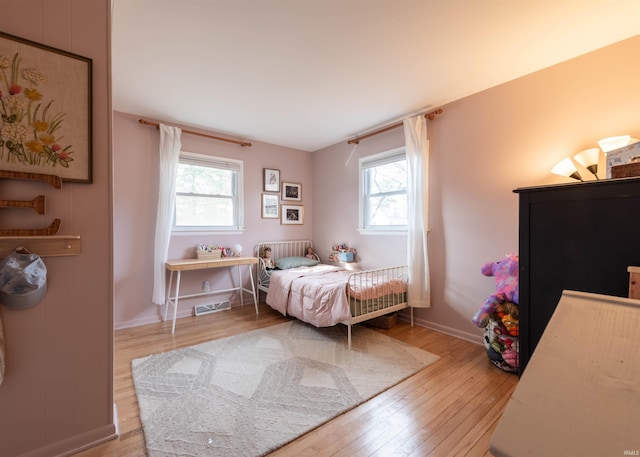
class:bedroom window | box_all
[359,147,407,232]
[173,152,244,232]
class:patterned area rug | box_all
[132,320,439,457]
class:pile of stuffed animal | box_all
[472,253,519,373]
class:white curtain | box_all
[152,124,182,305]
[404,115,430,308]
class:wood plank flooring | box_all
[73,303,517,457]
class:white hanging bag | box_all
[0,248,47,310]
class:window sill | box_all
[357,228,407,236]
[172,229,245,236]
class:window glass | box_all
[360,148,407,230]
[174,152,243,231]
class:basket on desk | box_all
[196,249,222,260]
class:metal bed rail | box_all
[254,240,315,292]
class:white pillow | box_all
[275,256,319,270]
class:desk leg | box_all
[247,264,258,314]
[164,271,174,322]
[237,265,244,308]
[171,271,181,334]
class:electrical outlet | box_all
[203,280,210,292]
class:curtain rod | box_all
[347,108,443,145]
[138,119,253,147]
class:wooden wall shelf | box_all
[0,235,81,257]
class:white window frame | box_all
[358,147,408,234]
[172,151,244,235]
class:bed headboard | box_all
[255,240,314,260]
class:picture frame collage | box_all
[262,168,303,224]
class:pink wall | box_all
[313,35,640,342]
[0,1,113,456]
[113,112,313,328]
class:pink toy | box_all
[472,253,519,328]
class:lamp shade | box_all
[598,135,630,153]
[551,158,582,181]
[574,147,600,179]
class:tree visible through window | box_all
[360,148,407,230]
[174,152,243,231]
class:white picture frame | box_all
[263,168,280,192]
[282,181,302,201]
[281,204,304,225]
[261,193,279,219]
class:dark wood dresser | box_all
[515,177,640,374]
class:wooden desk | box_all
[164,256,259,333]
[490,290,640,457]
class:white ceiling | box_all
[111,1,640,152]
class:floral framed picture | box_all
[0,31,93,183]
[263,168,280,192]
[281,204,304,225]
[281,181,302,201]
[261,193,279,219]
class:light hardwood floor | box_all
[73,303,517,457]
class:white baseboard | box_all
[115,300,246,330]
[113,403,120,436]
[398,312,484,346]
[114,312,167,330]
[117,302,484,348]
[18,424,117,457]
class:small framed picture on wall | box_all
[261,193,279,219]
[281,204,304,225]
[263,168,280,192]
[282,182,302,201]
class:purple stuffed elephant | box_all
[472,253,519,328]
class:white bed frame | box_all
[255,240,413,347]
[256,239,316,294]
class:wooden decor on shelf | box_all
[0,170,79,256]
[0,170,62,188]
[0,170,62,236]
[0,219,61,237]
[0,196,45,214]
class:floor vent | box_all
[194,300,231,316]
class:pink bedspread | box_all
[265,265,353,327]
